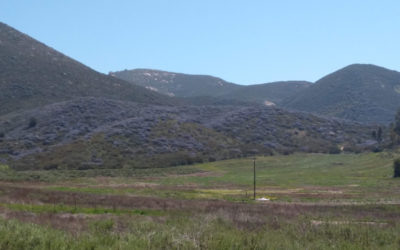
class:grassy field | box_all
[0,152,400,249]
[39,151,400,203]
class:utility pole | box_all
[253,156,256,200]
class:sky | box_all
[1,0,400,85]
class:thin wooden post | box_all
[253,157,256,200]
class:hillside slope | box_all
[0,97,377,170]
[111,69,313,106]
[283,64,400,124]
[110,69,242,97]
[0,22,176,116]
[221,81,311,106]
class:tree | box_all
[377,127,383,143]
[372,127,383,153]
[391,109,400,145]
[372,130,377,140]
[372,127,382,143]
[28,117,37,128]
[394,109,400,136]
[394,158,400,178]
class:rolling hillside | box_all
[0,22,177,116]
[109,69,242,97]
[0,97,377,170]
[110,69,313,106]
[221,81,311,106]
[113,65,400,124]
[283,64,400,124]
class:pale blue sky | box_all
[1,0,399,85]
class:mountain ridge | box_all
[221,80,312,106]
[109,68,242,97]
[110,68,313,106]
[0,22,178,116]
[112,64,400,124]
[283,64,400,124]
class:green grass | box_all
[0,203,164,216]
[1,152,400,249]
[155,153,395,187]
[0,165,203,182]
[11,152,390,206]
[0,214,399,250]
[35,152,400,202]
[46,185,256,202]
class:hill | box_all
[221,81,311,106]
[283,64,400,124]
[113,65,400,124]
[0,22,176,116]
[0,97,377,170]
[109,69,242,97]
[110,69,313,106]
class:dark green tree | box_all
[377,127,382,143]
[391,109,400,145]
[394,109,400,136]
[372,130,377,140]
[28,117,37,128]
[394,158,400,178]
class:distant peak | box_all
[341,63,395,72]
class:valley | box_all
[1,20,400,249]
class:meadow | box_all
[0,152,400,249]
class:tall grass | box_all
[0,215,399,250]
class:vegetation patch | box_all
[0,203,164,216]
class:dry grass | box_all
[0,182,399,232]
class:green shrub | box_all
[328,145,341,154]
[372,146,383,153]
[0,164,10,171]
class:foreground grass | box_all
[0,214,399,250]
